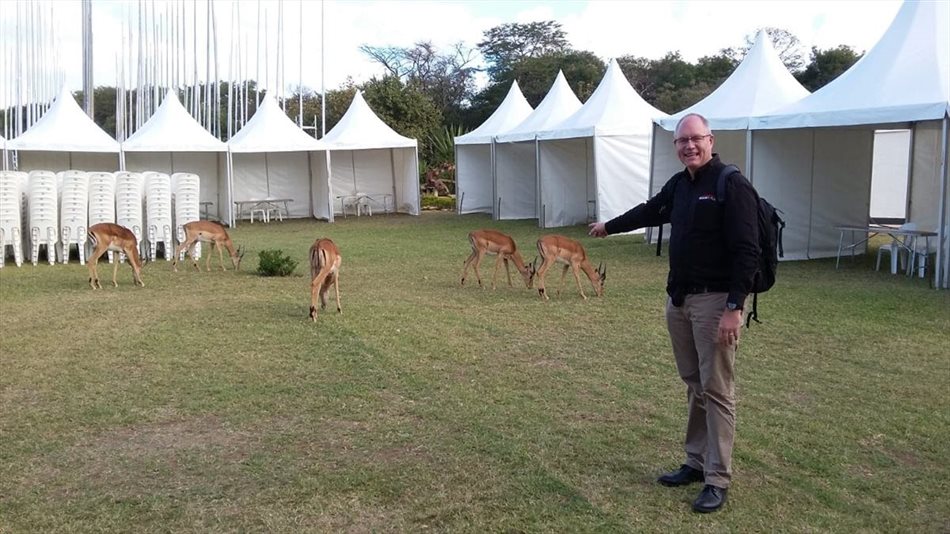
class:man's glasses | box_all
[673,134,712,147]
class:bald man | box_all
[589,113,759,513]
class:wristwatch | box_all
[726,302,743,311]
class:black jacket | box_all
[604,155,760,307]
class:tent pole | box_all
[646,123,658,244]
[535,137,542,228]
[935,115,949,289]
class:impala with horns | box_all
[172,221,245,272]
[309,238,342,321]
[87,223,145,289]
[460,229,535,290]
[534,235,606,300]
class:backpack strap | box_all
[746,293,760,327]
[715,164,740,204]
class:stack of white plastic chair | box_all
[171,172,202,261]
[57,170,90,264]
[144,171,173,261]
[87,172,117,263]
[115,171,146,262]
[27,170,58,265]
[0,171,24,267]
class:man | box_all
[589,113,759,513]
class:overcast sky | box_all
[0,0,904,106]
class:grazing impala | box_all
[460,229,535,289]
[172,221,245,272]
[534,234,606,300]
[87,223,145,289]
[309,238,342,321]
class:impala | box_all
[309,238,342,321]
[172,221,245,272]
[534,234,606,300]
[460,229,535,289]
[87,223,145,289]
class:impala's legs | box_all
[490,253,505,289]
[503,257,514,287]
[88,244,107,289]
[460,248,478,286]
[536,256,557,300]
[331,271,342,313]
[216,242,227,271]
[557,264,571,296]
[570,264,588,300]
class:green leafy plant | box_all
[257,249,298,276]
[421,194,455,210]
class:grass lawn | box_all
[1,211,948,532]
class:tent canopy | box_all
[455,81,533,145]
[122,90,226,152]
[495,71,583,143]
[321,91,416,150]
[8,85,120,153]
[539,58,666,140]
[751,1,949,129]
[657,30,810,131]
[229,94,326,153]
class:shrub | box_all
[257,249,298,277]
[421,195,455,211]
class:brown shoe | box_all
[657,464,704,487]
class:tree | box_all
[360,75,442,164]
[477,21,569,80]
[618,52,695,112]
[360,41,478,126]
[464,50,605,128]
[795,45,862,92]
[722,27,807,73]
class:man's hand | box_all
[588,222,607,237]
[718,309,743,345]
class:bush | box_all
[257,249,298,277]
[421,195,455,211]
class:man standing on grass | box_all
[588,113,759,513]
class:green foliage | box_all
[362,76,442,146]
[257,248,299,277]
[421,194,455,210]
[477,20,569,80]
[795,45,862,92]
[427,124,466,165]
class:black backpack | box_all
[716,165,785,326]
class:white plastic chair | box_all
[115,171,146,261]
[875,222,915,275]
[171,172,201,260]
[87,172,117,262]
[144,171,173,261]
[0,171,24,267]
[57,170,90,264]
[27,170,59,265]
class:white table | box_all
[233,198,292,225]
[336,193,393,218]
[835,224,937,275]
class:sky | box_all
[0,0,906,107]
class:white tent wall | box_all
[751,127,872,260]
[455,144,493,214]
[124,152,229,222]
[231,152,315,218]
[15,151,119,173]
[908,121,944,231]
[538,138,593,228]
[326,147,418,216]
[493,141,537,220]
[870,130,911,220]
[596,135,652,224]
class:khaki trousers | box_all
[665,292,741,489]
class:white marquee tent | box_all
[317,91,420,220]
[121,91,230,223]
[7,86,120,171]
[1,135,7,171]
[454,81,533,215]
[493,71,582,220]
[651,30,810,196]
[748,0,949,288]
[228,94,329,221]
[536,59,666,228]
